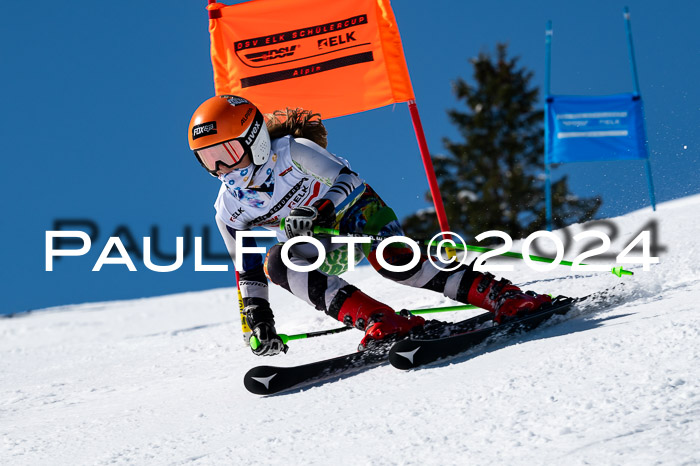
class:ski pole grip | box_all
[249,334,292,351]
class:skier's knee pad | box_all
[264,243,289,289]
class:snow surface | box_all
[3,195,700,465]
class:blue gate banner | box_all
[545,93,648,164]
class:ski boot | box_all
[466,272,551,324]
[334,286,425,350]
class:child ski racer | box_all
[187,95,551,356]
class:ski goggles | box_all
[194,139,250,175]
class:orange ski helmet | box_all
[188,95,271,175]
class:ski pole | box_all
[277,326,353,345]
[294,222,632,277]
[244,327,353,349]
[410,303,479,314]
[249,302,483,348]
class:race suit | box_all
[215,135,478,322]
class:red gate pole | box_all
[407,100,452,236]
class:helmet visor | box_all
[194,139,248,175]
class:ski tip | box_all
[244,366,282,395]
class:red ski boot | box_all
[466,272,551,324]
[335,287,425,349]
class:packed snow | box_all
[3,195,700,465]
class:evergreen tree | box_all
[403,44,601,241]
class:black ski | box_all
[389,296,576,370]
[244,339,392,395]
[243,311,494,395]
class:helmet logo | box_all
[245,120,261,146]
[192,121,217,140]
[241,107,253,125]
[222,95,250,106]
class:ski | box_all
[244,339,392,395]
[388,296,576,370]
[243,311,494,395]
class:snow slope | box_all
[3,195,700,465]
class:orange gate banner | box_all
[207,0,415,118]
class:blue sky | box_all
[2,0,698,314]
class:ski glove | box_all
[245,303,288,356]
[284,198,335,238]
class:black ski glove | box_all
[245,303,288,356]
[284,198,335,238]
